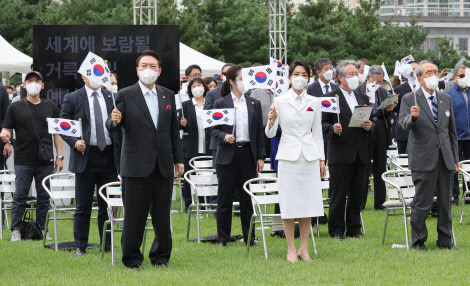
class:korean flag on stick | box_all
[47,118,82,137]
[320,97,340,114]
[270,57,288,76]
[242,65,277,90]
[78,52,112,91]
[202,109,235,128]
[274,76,290,96]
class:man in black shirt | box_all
[0,71,64,242]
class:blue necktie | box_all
[430,95,438,123]
[324,85,329,94]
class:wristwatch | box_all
[56,156,64,160]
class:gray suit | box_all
[399,88,458,247]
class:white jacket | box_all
[265,89,324,162]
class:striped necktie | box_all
[430,95,438,123]
[324,84,329,94]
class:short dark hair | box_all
[13,81,22,88]
[314,58,332,74]
[136,50,162,67]
[289,60,311,78]
[185,65,202,77]
[5,85,13,91]
[221,63,235,74]
[187,78,208,99]
[357,58,369,66]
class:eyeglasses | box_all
[221,72,227,76]
[456,74,465,78]
[190,73,202,78]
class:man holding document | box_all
[322,60,374,240]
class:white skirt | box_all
[278,154,324,219]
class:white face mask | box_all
[323,70,334,81]
[111,85,118,93]
[237,81,247,93]
[86,78,101,89]
[457,78,468,89]
[139,68,159,85]
[25,82,42,96]
[345,76,359,90]
[292,76,309,90]
[16,87,21,93]
[221,75,226,82]
[8,93,13,100]
[358,73,367,84]
[423,75,439,91]
[192,86,204,98]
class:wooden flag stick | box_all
[79,118,84,155]
[232,107,237,135]
[336,95,341,136]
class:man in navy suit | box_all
[60,76,121,257]
[307,58,338,98]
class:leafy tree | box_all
[415,37,465,70]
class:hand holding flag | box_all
[47,118,82,137]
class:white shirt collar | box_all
[288,88,306,99]
[319,79,330,89]
[84,85,103,98]
[139,80,157,96]
[231,92,246,102]
[421,87,435,99]
[340,87,354,97]
[192,97,205,106]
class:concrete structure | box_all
[380,0,470,17]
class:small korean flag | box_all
[78,52,112,91]
[47,118,81,137]
[242,65,277,91]
[202,109,235,128]
[320,97,340,114]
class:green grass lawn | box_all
[1,190,470,285]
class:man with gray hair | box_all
[399,60,459,251]
[322,60,373,240]
[357,65,396,210]
[446,64,470,206]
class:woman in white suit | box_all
[266,60,326,263]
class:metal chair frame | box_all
[0,170,18,239]
[459,160,470,224]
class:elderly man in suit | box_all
[108,50,184,268]
[399,60,459,251]
[60,76,121,256]
[357,65,396,210]
[307,58,338,98]
[322,60,373,240]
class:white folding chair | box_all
[184,169,222,242]
[244,177,317,259]
[391,154,409,170]
[459,160,470,224]
[264,158,271,171]
[98,182,122,265]
[42,173,76,251]
[189,156,213,170]
[0,170,16,239]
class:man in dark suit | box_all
[107,50,184,269]
[399,60,459,251]
[322,60,373,240]
[357,65,396,210]
[60,76,121,256]
[394,61,419,154]
[307,58,338,98]
[0,83,11,168]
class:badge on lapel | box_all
[306,107,314,112]
[445,110,450,117]
[165,105,172,111]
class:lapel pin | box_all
[163,96,166,99]
[252,102,254,104]
[439,101,442,104]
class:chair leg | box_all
[403,206,409,250]
[246,216,255,254]
[101,221,108,259]
[43,212,50,246]
[316,217,320,236]
[179,180,184,213]
[259,216,268,259]
[53,209,59,251]
[170,212,173,233]
[0,201,3,240]
[360,212,365,235]
[111,220,116,265]
[460,196,466,224]
[186,206,193,241]
[196,207,201,243]
[382,208,390,245]
[4,209,9,229]
[310,226,317,255]
[451,224,457,247]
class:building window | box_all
[459,38,468,53]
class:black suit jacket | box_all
[0,84,10,128]
[211,94,265,166]
[393,81,412,141]
[322,88,374,165]
[178,100,211,159]
[307,81,338,98]
[60,87,121,173]
[106,82,184,178]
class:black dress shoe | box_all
[218,242,228,247]
[75,248,85,257]
[331,235,344,241]
[249,241,257,247]
[451,200,459,207]
[412,243,427,252]
[348,234,365,238]
[152,262,171,268]
[436,241,461,250]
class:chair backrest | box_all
[382,170,415,201]
[264,158,271,171]
[391,154,409,170]
[0,170,15,195]
[98,182,123,209]
[184,169,218,199]
[258,170,277,179]
[243,178,279,215]
[42,173,76,201]
[189,156,213,170]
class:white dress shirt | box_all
[231,93,250,142]
[319,80,332,95]
[422,87,436,113]
[192,98,206,154]
[84,85,112,146]
[139,81,159,128]
[340,87,359,113]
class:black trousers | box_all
[216,146,256,244]
[328,158,366,237]
[74,147,116,252]
[411,152,453,247]
[453,140,470,202]
[397,140,408,155]
[121,161,173,268]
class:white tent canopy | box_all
[180,42,224,77]
[0,35,33,74]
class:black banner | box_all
[33,25,179,106]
